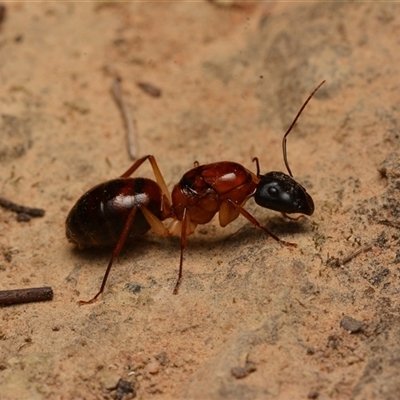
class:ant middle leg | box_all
[167,207,198,295]
[172,207,189,295]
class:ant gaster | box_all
[66,81,325,304]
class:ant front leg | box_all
[226,200,297,248]
[281,212,306,221]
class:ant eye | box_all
[268,186,279,198]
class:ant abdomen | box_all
[66,177,164,248]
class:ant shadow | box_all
[220,214,312,245]
[69,214,311,264]
[69,235,162,266]
[67,214,312,295]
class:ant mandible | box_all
[66,81,325,304]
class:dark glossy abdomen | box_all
[66,177,163,247]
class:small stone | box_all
[231,366,247,379]
[231,360,257,379]
[308,389,319,399]
[340,316,364,333]
[146,361,160,374]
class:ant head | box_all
[252,81,324,216]
[254,171,314,215]
[252,81,324,217]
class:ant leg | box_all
[141,206,170,237]
[219,201,240,227]
[146,156,172,205]
[281,212,306,221]
[78,207,139,305]
[120,155,154,178]
[121,155,172,215]
[120,155,168,197]
[173,207,189,295]
[227,200,297,248]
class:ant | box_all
[66,81,325,304]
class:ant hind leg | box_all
[78,207,139,305]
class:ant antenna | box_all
[282,80,325,177]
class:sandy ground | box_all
[1,2,400,399]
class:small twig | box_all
[0,286,53,306]
[0,196,45,217]
[112,78,139,160]
[341,244,373,265]
[327,244,372,267]
[137,81,162,98]
[378,219,400,229]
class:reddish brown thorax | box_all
[171,161,258,225]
